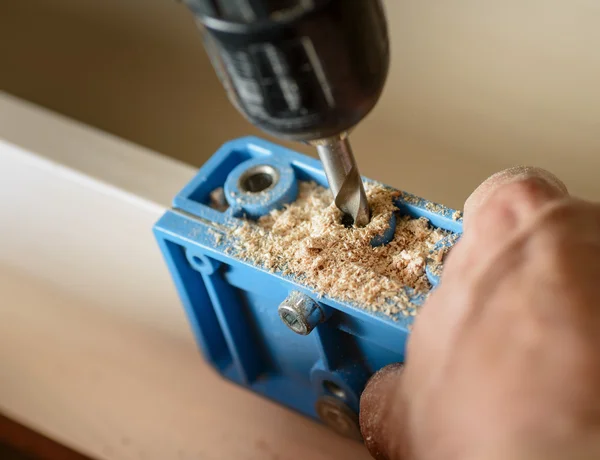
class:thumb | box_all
[360,364,407,460]
[463,166,568,233]
[445,166,569,271]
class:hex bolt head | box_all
[278,291,324,335]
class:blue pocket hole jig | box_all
[154,137,463,440]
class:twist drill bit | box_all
[313,134,371,227]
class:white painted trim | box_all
[0,92,368,459]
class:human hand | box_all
[360,167,600,460]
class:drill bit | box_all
[313,134,371,227]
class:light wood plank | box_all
[0,95,370,460]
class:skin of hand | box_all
[360,167,600,460]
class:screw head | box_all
[278,305,309,334]
[278,291,323,335]
[315,396,362,441]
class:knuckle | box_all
[532,212,575,256]
[475,196,517,226]
[470,178,570,237]
[489,177,554,211]
[536,202,579,238]
[538,200,600,237]
[527,201,600,282]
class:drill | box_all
[184,0,390,227]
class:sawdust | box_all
[428,232,461,277]
[427,248,446,277]
[207,228,224,244]
[425,201,445,213]
[231,181,447,315]
[399,192,421,205]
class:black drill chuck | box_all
[185,0,390,142]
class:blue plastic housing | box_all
[153,137,463,429]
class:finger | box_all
[360,364,406,460]
[440,167,569,313]
[443,167,569,275]
[463,166,568,233]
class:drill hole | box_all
[238,165,279,194]
[323,380,347,400]
[244,173,273,192]
[341,213,354,228]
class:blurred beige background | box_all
[2,0,599,208]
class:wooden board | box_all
[0,92,371,460]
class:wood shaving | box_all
[207,229,223,244]
[427,249,446,277]
[425,201,444,213]
[428,232,460,277]
[231,182,447,314]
